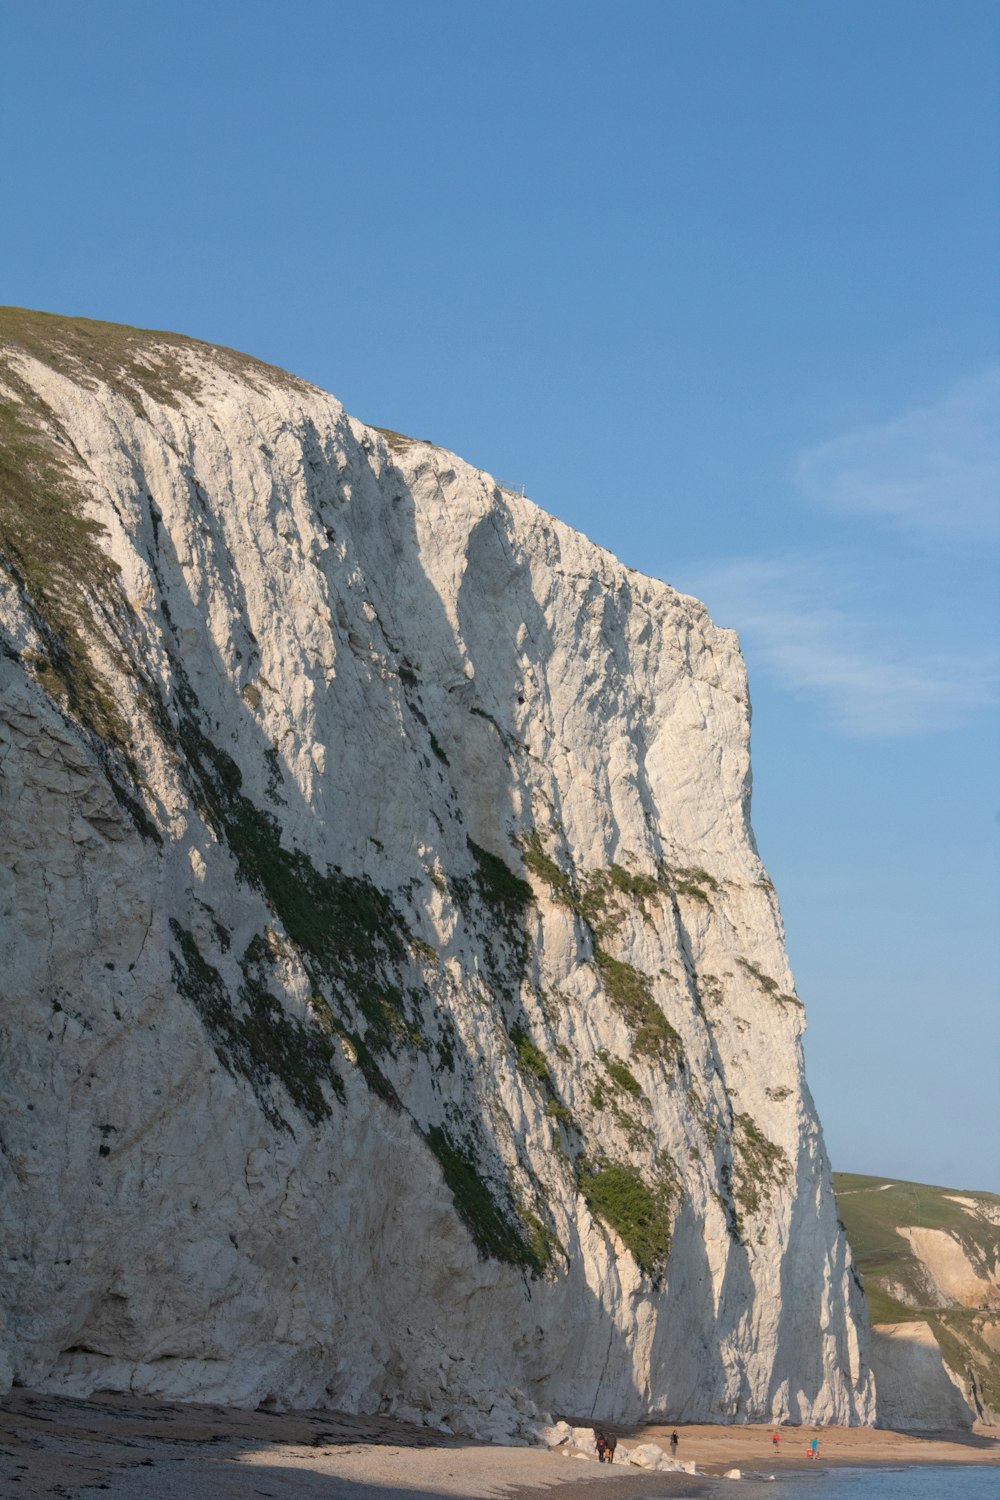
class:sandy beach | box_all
[1,1391,997,1499]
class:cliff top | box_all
[0,306,311,409]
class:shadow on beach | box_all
[2,1391,997,1499]
[0,1390,713,1500]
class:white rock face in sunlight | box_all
[0,314,874,1434]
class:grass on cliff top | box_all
[0,305,307,411]
[835,1172,1000,1416]
[833,1171,1000,1322]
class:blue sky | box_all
[3,1,997,1190]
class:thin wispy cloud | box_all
[796,369,1000,544]
[691,555,998,739]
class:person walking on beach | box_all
[670,1431,679,1457]
[809,1436,819,1460]
[772,1430,781,1454]
[595,1433,607,1463]
[606,1434,617,1464]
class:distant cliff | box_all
[0,308,873,1434]
[835,1173,1000,1427]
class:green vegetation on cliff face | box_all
[424,1125,556,1275]
[835,1172,1000,1417]
[578,1160,678,1281]
[169,920,341,1129]
[0,336,131,754]
[515,835,689,1072]
[0,309,301,826]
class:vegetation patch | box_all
[732,1112,790,1219]
[608,864,662,902]
[737,958,779,994]
[156,664,411,1056]
[237,935,343,1121]
[509,1022,550,1085]
[224,799,409,1044]
[467,837,534,914]
[169,921,342,1130]
[593,949,684,1065]
[409,934,438,965]
[0,306,305,413]
[545,1099,575,1125]
[578,1159,678,1280]
[601,1053,643,1099]
[508,1020,578,1138]
[424,1125,550,1274]
[576,871,626,940]
[140,653,415,1107]
[517,831,571,896]
[661,864,718,905]
[736,958,802,1009]
[0,364,161,839]
[523,1210,566,1270]
[697,973,724,1007]
[574,861,668,941]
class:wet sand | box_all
[0,1389,996,1498]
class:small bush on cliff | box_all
[593,949,684,1065]
[467,837,534,913]
[509,1022,550,1084]
[732,1112,790,1220]
[517,831,572,896]
[602,1053,643,1099]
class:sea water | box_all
[730,1467,999,1499]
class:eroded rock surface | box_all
[0,310,874,1433]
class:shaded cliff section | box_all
[0,308,874,1431]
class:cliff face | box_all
[0,310,874,1434]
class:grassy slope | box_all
[834,1172,1000,1417]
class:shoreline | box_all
[0,1390,996,1498]
[618,1419,1000,1475]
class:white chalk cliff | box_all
[0,310,874,1434]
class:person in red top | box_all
[772,1430,782,1453]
